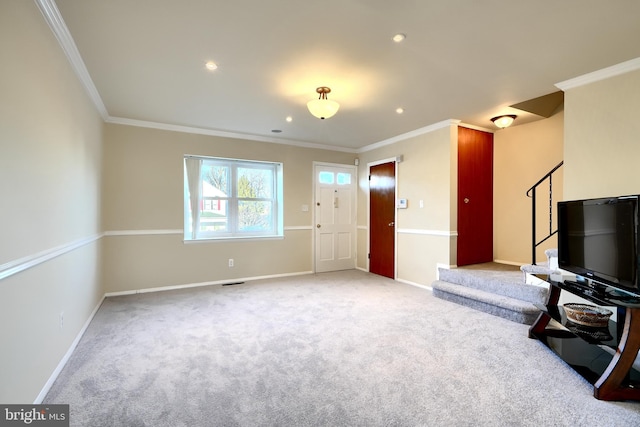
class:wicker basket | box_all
[563,303,612,327]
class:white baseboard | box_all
[34,295,106,404]
[105,271,314,297]
[396,277,433,291]
[437,263,455,270]
[436,263,455,280]
[493,259,524,267]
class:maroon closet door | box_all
[457,127,493,266]
[369,162,396,278]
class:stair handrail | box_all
[526,160,563,265]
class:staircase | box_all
[433,163,562,325]
[431,262,550,325]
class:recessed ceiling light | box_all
[286,116,293,122]
[205,61,218,71]
[392,33,406,43]
[396,107,404,114]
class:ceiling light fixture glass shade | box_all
[307,87,340,119]
[491,114,517,129]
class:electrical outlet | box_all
[228,258,234,268]
[59,312,64,330]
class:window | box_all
[318,171,334,184]
[336,172,352,185]
[318,170,352,186]
[184,156,283,241]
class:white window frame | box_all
[184,155,284,241]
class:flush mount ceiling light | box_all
[491,114,517,129]
[307,87,340,120]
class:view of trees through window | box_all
[185,156,281,239]
[236,167,273,231]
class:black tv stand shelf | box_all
[529,278,640,401]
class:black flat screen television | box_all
[557,195,640,297]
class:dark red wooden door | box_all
[369,162,396,278]
[457,127,493,266]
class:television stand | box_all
[529,278,640,401]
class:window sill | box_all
[183,235,285,244]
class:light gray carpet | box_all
[44,270,640,426]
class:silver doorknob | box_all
[464,198,470,204]
[388,222,395,227]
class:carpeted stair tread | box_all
[431,280,540,314]
[521,248,561,277]
[431,280,541,325]
[520,264,560,276]
[437,267,548,305]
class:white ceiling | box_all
[49,0,640,150]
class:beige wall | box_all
[0,2,104,403]
[356,124,457,285]
[357,111,566,283]
[563,69,640,200]
[493,111,564,265]
[4,0,638,405]
[102,124,355,293]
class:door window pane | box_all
[337,172,352,185]
[318,171,334,184]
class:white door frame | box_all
[313,161,357,273]
[367,157,400,278]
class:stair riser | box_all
[432,288,539,325]
[438,268,547,305]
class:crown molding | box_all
[35,0,109,119]
[106,117,358,153]
[458,122,495,133]
[358,119,459,153]
[555,57,640,91]
[33,0,358,155]
[33,1,489,154]
[34,1,357,155]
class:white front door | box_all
[314,163,357,272]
